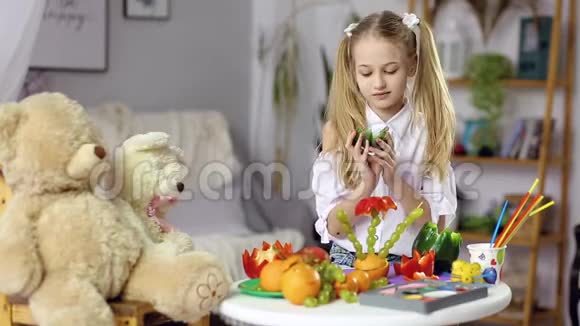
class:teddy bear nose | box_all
[94,146,106,159]
[176,182,184,193]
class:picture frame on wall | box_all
[124,0,170,20]
[30,0,108,72]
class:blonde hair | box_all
[324,10,455,189]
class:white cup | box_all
[466,243,507,285]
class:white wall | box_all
[43,0,252,155]
[250,0,579,321]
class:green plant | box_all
[465,53,514,121]
[464,53,513,155]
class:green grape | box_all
[356,252,366,260]
[318,291,330,304]
[396,224,405,234]
[368,226,376,236]
[335,273,346,283]
[375,277,388,287]
[370,277,389,289]
[327,263,339,273]
[314,264,324,273]
[339,290,351,300]
[304,297,318,307]
[379,208,425,259]
[348,233,357,242]
[344,291,358,303]
[334,269,345,281]
[337,210,349,223]
[354,243,363,252]
[391,234,400,243]
[370,280,379,289]
[323,269,335,283]
[371,217,381,227]
[321,260,330,268]
[378,248,388,258]
[322,283,333,293]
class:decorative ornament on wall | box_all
[436,19,469,79]
[431,0,539,43]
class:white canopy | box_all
[0,0,45,102]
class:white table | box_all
[218,281,512,326]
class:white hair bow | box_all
[344,22,359,37]
[402,13,420,29]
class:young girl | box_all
[312,11,457,267]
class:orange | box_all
[334,277,358,297]
[364,263,389,281]
[347,270,371,292]
[281,262,321,305]
[259,259,285,292]
[353,254,386,271]
[353,254,389,281]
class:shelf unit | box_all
[408,0,576,325]
[452,155,564,167]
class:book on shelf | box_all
[500,118,554,160]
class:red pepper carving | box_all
[355,196,397,217]
[241,240,293,279]
[393,250,438,281]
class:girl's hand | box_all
[346,130,379,196]
[368,137,396,188]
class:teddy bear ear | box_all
[169,145,185,162]
[0,103,22,142]
[122,132,169,152]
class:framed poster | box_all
[124,0,170,20]
[30,0,108,72]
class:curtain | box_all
[0,0,46,102]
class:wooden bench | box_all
[0,294,210,326]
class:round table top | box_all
[218,281,512,326]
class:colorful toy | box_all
[450,260,484,284]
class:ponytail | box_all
[411,21,455,180]
[325,37,366,189]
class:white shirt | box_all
[311,102,457,257]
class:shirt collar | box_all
[365,101,412,141]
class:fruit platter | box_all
[238,196,465,307]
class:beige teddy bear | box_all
[0,165,10,215]
[0,93,230,326]
[104,132,194,254]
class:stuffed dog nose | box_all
[176,182,184,193]
[94,146,106,159]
